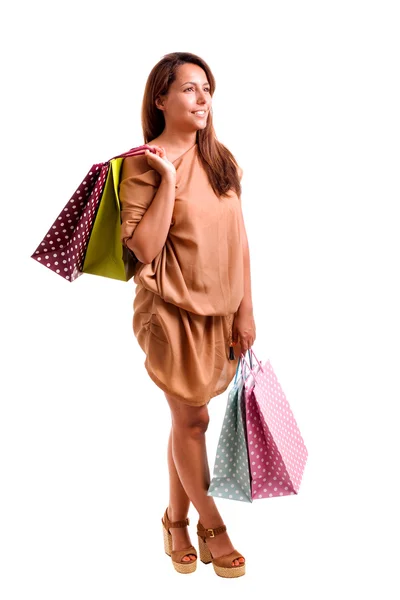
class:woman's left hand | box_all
[232,306,256,357]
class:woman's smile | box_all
[192,110,207,118]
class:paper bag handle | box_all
[239,348,264,386]
[233,349,254,385]
[109,144,157,161]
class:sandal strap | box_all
[197,521,227,539]
[212,549,245,568]
[169,518,190,529]
[171,545,197,563]
[163,508,190,531]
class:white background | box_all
[1,0,399,598]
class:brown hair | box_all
[141,52,242,199]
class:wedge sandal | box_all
[197,521,245,578]
[161,508,197,574]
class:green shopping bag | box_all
[207,356,253,503]
[82,157,137,281]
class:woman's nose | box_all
[197,90,207,103]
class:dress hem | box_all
[143,359,234,407]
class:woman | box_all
[119,52,256,578]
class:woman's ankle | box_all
[198,510,225,528]
[167,505,189,523]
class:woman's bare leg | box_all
[166,427,196,562]
[165,392,245,567]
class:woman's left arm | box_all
[238,231,254,312]
[232,167,256,354]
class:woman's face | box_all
[156,63,212,133]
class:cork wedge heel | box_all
[161,508,197,574]
[197,522,246,578]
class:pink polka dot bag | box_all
[241,349,308,500]
[31,145,157,282]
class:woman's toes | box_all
[182,554,196,563]
[239,557,245,564]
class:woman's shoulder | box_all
[121,152,150,177]
[121,148,158,180]
[119,150,161,189]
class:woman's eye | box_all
[184,87,210,93]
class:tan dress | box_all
[119,142,245,406]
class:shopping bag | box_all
[31,144,156,282]
[207,355,253,503]
[241,348,308,500]
[81,157,136,281]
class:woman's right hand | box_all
[145,146,176,179]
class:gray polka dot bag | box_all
[207,353,254,503]
[31,145,157,282]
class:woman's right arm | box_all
[120,145,176,265]
[125,172,176,264]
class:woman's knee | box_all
[165,393,210,437]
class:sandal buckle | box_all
[207,528,215,538]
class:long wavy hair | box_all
[141,52,242,199]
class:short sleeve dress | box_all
[119,142,245,406]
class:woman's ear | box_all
[155,95,165,111]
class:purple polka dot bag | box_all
[31,145,157,282]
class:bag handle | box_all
[239,347,264,386]
[109,144,157,162]
[233,349,258,385]
[233,348,254,385]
